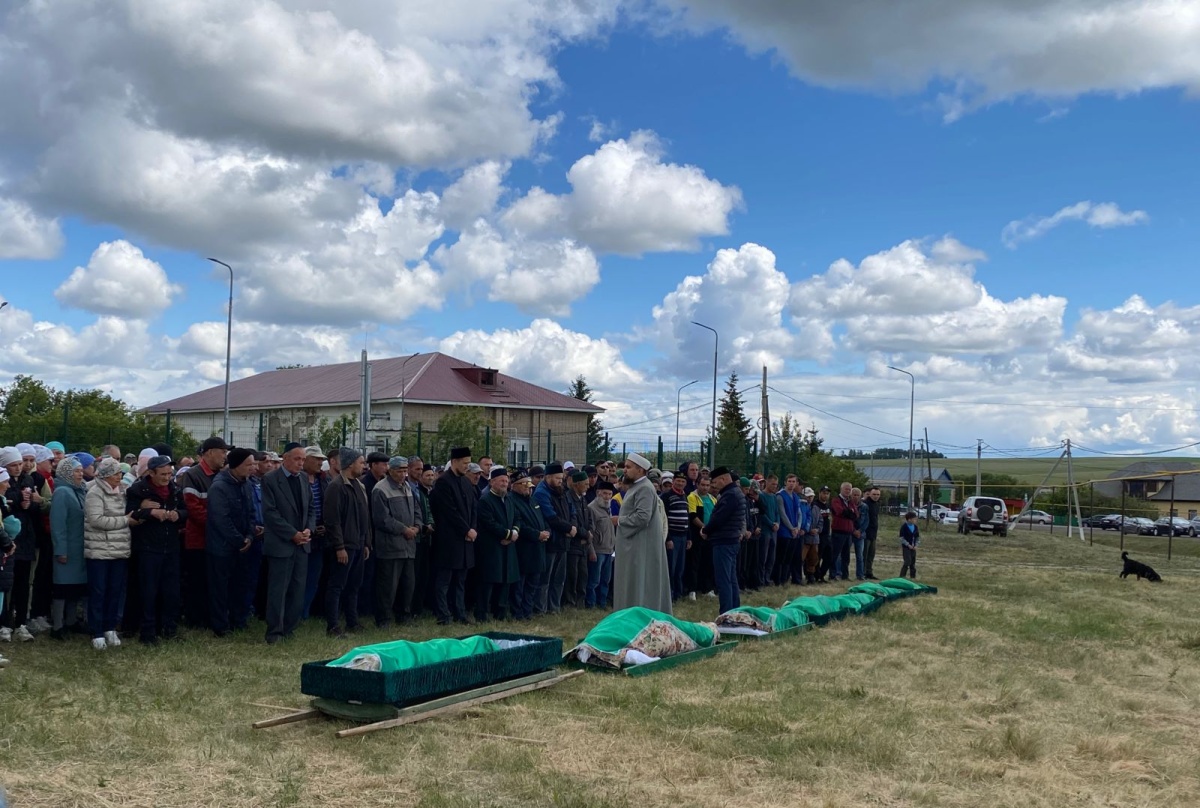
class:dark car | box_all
[1081,514,1111,528]
[1153,517,1196,537]
[1099,514,1125,530]
[1120,517,1156,535]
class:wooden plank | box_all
[335,669,584,738]
[252,708,323,729]
[392,669,560,716]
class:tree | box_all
[307,414,358,453]
[715,372,755,470]
[423,406,493,466]
[761,414,867,489]
[803,422,824,456]
[0,375,196,458]
[569,375,613,461]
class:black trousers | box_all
[864,528,878,577]
[265,547,308,642]
[817,534,833,580]
[181,549,208,628]
[206,552,241,635]
[374,557,416,624]
[738,538,760,589]
[32,536,53,619]
[413,540,432,615]
[434,567,467,622]
[324,548,364,631]
[139,549,180,641]
[475,581,512,621]
[773,535,794,585]
[901,546,918,578]
[8,559,32,627]
[564,553,588,607]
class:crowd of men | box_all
[0,434,888,666]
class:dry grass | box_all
[4,527,1200,807]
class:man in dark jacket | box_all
[564,470,593,608]
[475,467,519,621]
[702,467,747,615]
[533,462,574,614]
[370,456,420,627]
[864,486,881,580]
[428,447,477,625]
[828,482,857,582]
[205,448,256,637]
[126,456,185,644]
[179,437,227,628]
[261,445,314,644]
[323,447,372,637]
[510,470,549,620]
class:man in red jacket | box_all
[828,481,856,582]
[178,437,227,627]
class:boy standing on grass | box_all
[900,511,920,579]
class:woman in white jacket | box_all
[84,457,138,650]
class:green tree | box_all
[306,414,358,454]
[0,375,196,458]
[715,372,755,469]
[761,414,866,489]
[424,406,493,465]
[803,422,824,456]
[569,375,613,461]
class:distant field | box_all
[862,457,1174,486]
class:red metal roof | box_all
[145,352,602,414]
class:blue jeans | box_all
[586,553,614,607]
[851,537,865,579]
[86,558,128,638]
[667,533,688,600]
[712,543,741,615]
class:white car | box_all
[939,510,959,525]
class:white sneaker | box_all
[31,616,51,632]
[104,631,122,648]
[0,627,11,642]
[0,653,9,667]
[704,591,717,598]
[14,625,34,642]
[688,592,697,601]
[92,637,107,650]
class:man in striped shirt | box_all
[661,474,691,601]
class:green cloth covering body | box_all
[877,577,937,593]
[327,636,501,672]
[721,605,808,632]
[847,581,904,600]
[783,595,848,619]
[581,607,717,654]
[830,592,878,614]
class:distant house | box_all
[1147,473,1200,518]
[1092,461,1199,500]
[858,465,955,504]
[145,352,601,466]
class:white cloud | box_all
[1002,200,1149,247]
[652,242,796,375]
[0,196,63,259]
[438,318,644,392]
[439,161,509,230]
[791,238,1067,356]
[656,0,1200,117]
[54,240,181,318]
[502,131,742,255]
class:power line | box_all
[766,386,911,442]
[1071,439,1200,457]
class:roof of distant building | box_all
[145,352,602,414]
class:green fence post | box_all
[546,430,552,463]
[164,409,172,450]
[257,412,265,451]
[604,432,610,462]
[485,425,491,458]
[656,436,663,471]
[622,442,627,464]
[416,423,423,457]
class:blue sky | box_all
[2,1,1198,458]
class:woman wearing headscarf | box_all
[120,448,157,634]
[84,457,138,650]
[49,455,88,639]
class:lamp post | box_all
[675,379,700,459]
[691,321,718,469]
[207,258,234,444]
[887,366,915,509]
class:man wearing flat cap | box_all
[370,456,421,626]
[613,452,671,613]
[428,447,477,625]
[205,447,256,637]
[323,447,372,637]
[533,462,573,614]
[476,466,520,621]
[261,444,314,643]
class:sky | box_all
[2,0,1200,460]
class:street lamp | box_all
[207,258,234,444]
[675,379,700,459]
[691,321,718,469]
[887,366,915,509]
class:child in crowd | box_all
[899,511,920,579]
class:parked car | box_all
[1080,514,1111,528]
[958,496,1008,536]
[925,504,952,519]
[1120,517,1156,535]
[1099,514,1125,530]
[1011,509,1052,525]
[1153,517,1196,537]
[939,510,959,525]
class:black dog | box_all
[1121,551,1162,582]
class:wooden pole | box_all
[252,708,322,729]
[335,670,584,738]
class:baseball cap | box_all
[303,446,327,459]
[467,463,483,473]
[147,456,174,471]
[200,437,229,453]
[802,487,815,497]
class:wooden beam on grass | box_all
[335,670,584,738]
[252,707,322,729]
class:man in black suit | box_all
[261,445,315,644]
[428,446,477,625]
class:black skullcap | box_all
[450,446,471,460]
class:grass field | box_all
[864,456,1182,487]
[5,521,1200,808]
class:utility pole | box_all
[760,365,770,475]
[976,439,983,496]
[925,427,934,508]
